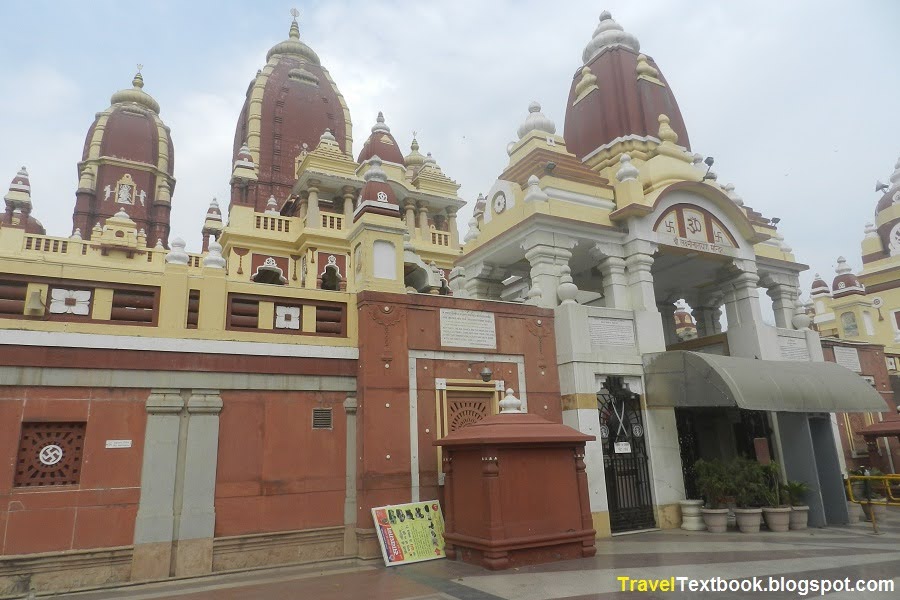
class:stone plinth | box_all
[435,412,596,570]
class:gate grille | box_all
[598,376,656,533]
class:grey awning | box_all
[644,351,889,413]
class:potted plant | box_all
[783,480,810,530]
[760,462,791,532]
[694,458,732,532]
[731,458,764,533]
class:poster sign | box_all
[614,441,632,454]
[371,500,446,566]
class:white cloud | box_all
[1,0,898,299]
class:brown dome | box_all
[563,12,689,161]
[73,71,175,248]
[357,112,405,165]
[232,18,352,212]
[810,273,830,296]
[832,257,864,298]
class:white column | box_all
[306,182,321,228]
[343,187,355,223]
[446,209,459,248]
[416,201,429,239]
[657,300,678,347]
[132,390,184,580]
[624,241,666,354]
[767,283,799,329]
[523,235,576,309]
[174,390,223,577]
[598,256,630,309]
[403,200,416,237]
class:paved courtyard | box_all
[55,510,899,600]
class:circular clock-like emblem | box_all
[599,425,610,439]
[492,192,507,214]
[376,191,388,202]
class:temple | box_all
[0,11,892,595]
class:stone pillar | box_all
[306,182,321,228]
[657,300,678,347]
[767,283,799,329]
[297,191,309,221]
[446,208,459,248]
[132,390,184,581]
[721,265,769,358]
[523,236,576,309]
[343,187,355,223]
[692,302,722,338]
[416,201,429,240]
[597,256,630,309]
[624,241,665,354]
[173,390,223,577]
[403,200,416,238]
[343,396,358,556]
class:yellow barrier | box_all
[846,475,900,506]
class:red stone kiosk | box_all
[435,390,596,570]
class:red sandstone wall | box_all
[213,390,348,536]
[823,343,900,473]
[355,291,562,526]
[0,387,146,555]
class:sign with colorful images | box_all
[371,500,446,567]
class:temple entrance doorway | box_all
[598,376,656,533]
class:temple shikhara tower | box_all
[0,10,893,595]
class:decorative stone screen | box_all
[14,422,87,487]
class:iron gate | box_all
[598,376,656,533]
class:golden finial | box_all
[133,64,145,89]
[289,8,300,40]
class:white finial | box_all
[114,208,130,220]
[203,240,227,269]
[463,217,480,243]
[424,152,436,166]
[835,256,851,274]
[319,128,337,143]
[523,174,549,202]
[864,222,877,238]
[582,11,640,64]
[70,228,82,241]
[165,237,189,265]
[364,155,388,182]
[155,238,164,249]
[371,111,390,134]
[615,153,639,182]
[557,265,579,304]
[499,388,524,414]
[517,101,556,139]
[265,195,279,214]
[791,303,811,330]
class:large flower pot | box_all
[762,507,791,532]
[789,506,809,530]
[734,508,762,533]
[701,508,729,533]
[679,500,706,531]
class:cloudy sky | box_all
[1,1,898,301]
